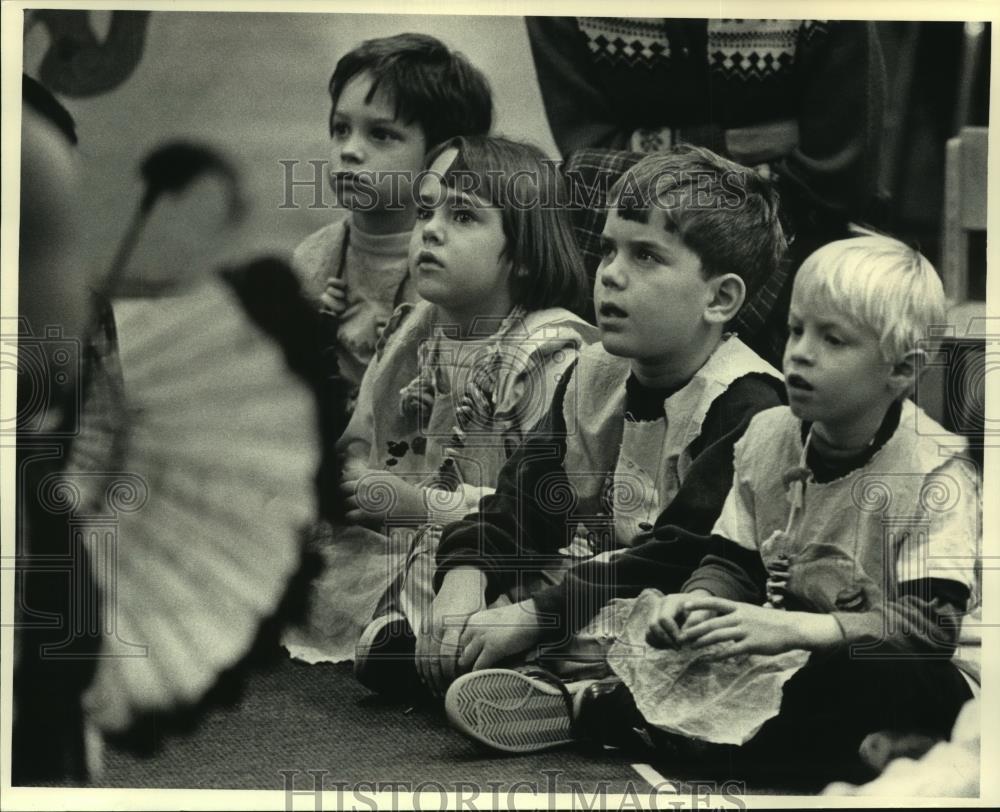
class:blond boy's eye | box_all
[331,121,349,137]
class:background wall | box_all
[22,11,559,279]
[21,13,990,289]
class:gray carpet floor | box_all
[93,656,678,795]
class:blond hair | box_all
[795,234,946,362]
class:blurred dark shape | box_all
[106,141,245,297]
[22,74,77,144]
[138,141,245,220]
[32,10,152,97]
[14,76,100,784]
[13,297,118,785]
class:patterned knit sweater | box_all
[526,17,885,217]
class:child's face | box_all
[409,148,511,317]
[329,72,427,212]
[783,281,897,436]
[594,208,715,364]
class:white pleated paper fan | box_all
[64,276,319,733]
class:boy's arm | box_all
[531,374,782,636]
[833,457,980,657]
[831,580,970,657]
[434,369,576,604]
[685,458,977,657]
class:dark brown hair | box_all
[329,33,492,148]
[608,144,787,303]
[423,135,589,315]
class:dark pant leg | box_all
[730,648,974,786]
[582,649,973,790]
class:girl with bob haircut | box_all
[285,135,598,666]
[417,135,591,315]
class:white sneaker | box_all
[445,668,585,753]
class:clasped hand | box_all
[320,277,347,317]
[416,578,543,697]
[456,600,545,674]
[647,593,820,659]
[320,277,387,335]
[340,470,427,528]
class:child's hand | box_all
[677,596,842,657]
[416,568,487,696]
[320,276,348,317]
[646,590,716,649]
[457,600,544,673]
[340,471,427,527]
[399,375,435,416]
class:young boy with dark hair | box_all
[293,33,493,389]
[354,145,788,696]
[447,235,980,788]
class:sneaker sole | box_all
[445,669,574,754]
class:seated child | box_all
[444,234,981,788]
[284,135,597,664]
[292,33,492,391]
[359,145,789,696]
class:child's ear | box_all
[889,349,925,397]
[704,273,746,324]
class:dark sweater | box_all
[526,17,885,217]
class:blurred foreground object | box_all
[13,75,99,784]
[823,698,979,797]
[30,10,151,97]
[13,103,323,782]
[67,274,320,733]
